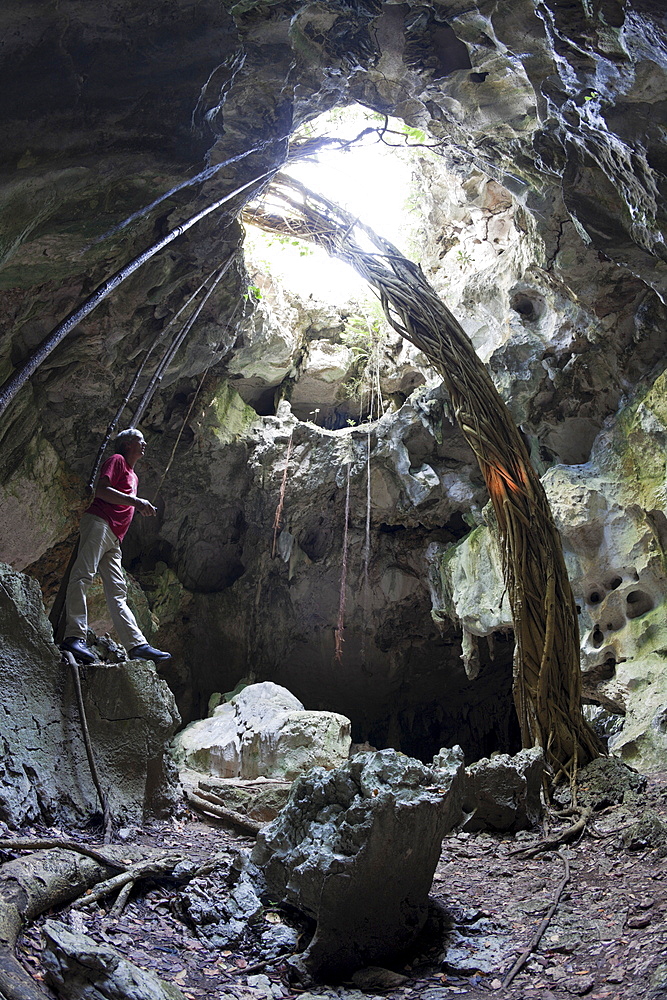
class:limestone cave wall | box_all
[1,0,667,769]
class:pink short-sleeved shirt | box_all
[86,454,137,541]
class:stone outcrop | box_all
[0,563,179,827]
[251,748,465,977]
[459,747,544,832]
[173,681,351,781]
[173,851,301,959]
[42,920,186,1000]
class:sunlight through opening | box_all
[244,105,421,303]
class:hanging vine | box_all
[334,461,352,664]
[271,428,295,558]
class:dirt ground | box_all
[13,771,667,1000]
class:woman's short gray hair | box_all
[115,428,144,456]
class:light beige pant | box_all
[65,513,146,650]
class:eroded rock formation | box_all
[0,564,179,827]
[251,748,465,976]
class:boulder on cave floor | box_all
[251,747,466,978]
[552,754,648,811]
[42,919,186,1000]
[0,563,180,828]
[456,746,545,832]
[172,680,351,782]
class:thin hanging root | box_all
[0,167,277,420]
[361,424,372,661]
[87,264,223,491]
[152,293,246,502]
[334,463,352,663]
[271,429,294,557]
[133,257,234,425]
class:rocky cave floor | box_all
[14,772,667,1000]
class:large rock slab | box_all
[173,681,351,781]
[458,747,544,831]
[251,748,465,977]
[42,920,186,1000]
[0,563,180,827]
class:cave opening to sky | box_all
[244,104,422,302]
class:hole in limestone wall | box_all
[510,290,545,322]
[583,702,625,745]
[625,589,654,619]
[653,707,667,734]
[591,625,605,648]
[299,522,332,562]
[605,617,625,633]
[601,656,617,679]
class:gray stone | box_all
[621,809,667,854]
[259,921,300,960]
[174,854,265,948]
[42,919,186,1000]
[458,747,544,832]
[246,974,274,997]
[536,907,600,954]
[576,756,647,810]
[0,564,180,827]
[173,681,351,781]
[251,748,465,977]
[650,962,667,997]
[440,907,515,974]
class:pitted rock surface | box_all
[251,748,465,976]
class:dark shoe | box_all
[61,636,96,664]
[129,643,171,663]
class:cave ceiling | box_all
[1,0,667,759]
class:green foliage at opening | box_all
[339,307,389,418]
